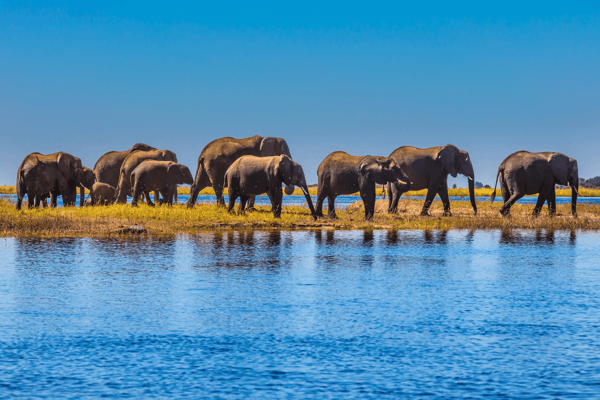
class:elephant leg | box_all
[214,184,226,207]
[533,185,552,217]
[315,190,326,218]
[131,184,140,207]
[270,188,283,218]
[548,189,557,216]
[246,196,256,211]
[388,183,403,214]
[420,184,439,216]
[165,186,174,206]
[439,181,451,216]
[227,186,239,214]
[144,191,155,207]
[34,195,41,208]
[239,195,250,214]
[360,182,376,221]
[327,194,337,219]
[154,191,160,205]
[50,190,58,208]
[499,191,524,216]
[27,195,34,209]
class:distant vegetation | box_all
[581,177,600,188]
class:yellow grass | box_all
[1,195,599,237]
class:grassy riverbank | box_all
[1,197,599,237]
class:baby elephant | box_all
[90,182,116,206]
[130,161,194,207]
[224,155,317,219]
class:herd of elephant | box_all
[15,135,580,221]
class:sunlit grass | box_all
[1,194,599,237]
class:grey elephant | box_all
[186,135,295,208]
[16,152,84,210]
[315,151,411,220]
[387,145,477,216]
[90,182,116,206]
[115,149,178,204]
[93,143,156,188]
[130,161,194,207]
[224,155,317,219]
[490,151,579,216]
[32,165,94,208]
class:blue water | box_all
[1,230,600,398]
[3,193,597,209]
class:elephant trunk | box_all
[300,185,317,220]
[571,182,578,216]
[468,176,477,215]
[284,184,295,196]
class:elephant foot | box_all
[388,208,398,214]
[328,214,338,220]
[419,211,429,217]
[443,210,452,217]
[246,206,256,212]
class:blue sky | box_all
[1,2,599,186]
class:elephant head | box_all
[548,153,579,216]
[359,156,411,190]
[276,155,317,220]
[162,150,178,163]
[130,143,156,153]
[75,166,96,207]
[436,145,477,214]
[57,152,83,183]
[260,137,295,195]
[168,163,194,185]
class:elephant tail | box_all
[490,168,502,203]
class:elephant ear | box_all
[548,153,570,186]
[436,145,459,178]
[359,157,386,185]
[260,137,281,157]
[275,155,294,185]
[57,152,80,181]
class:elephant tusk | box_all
[396,179,409,186]
[467,176,474,181]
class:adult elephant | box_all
[93,143,157,188]
[315,151,411,220]
[387,145,477,216]
[16,152,84,210]
[114,149,178,204]
[490,151,579,216]
[186,135,294,208]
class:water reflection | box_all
[0,230,599,398]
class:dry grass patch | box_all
[1,196,600,237]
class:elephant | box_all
[490,151,579,216]
[387,145,477,216]
[33,166,94,208]
[93,143,157,188]
[90,182,116,206]
[315,151,411,220]
[16,152,84,210]
[130,161,194,207]
[115,149,178,204]
[186,135,295,208]
[224,155,317,219]
[77,167,96,207]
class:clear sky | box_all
[1,2,599,186]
